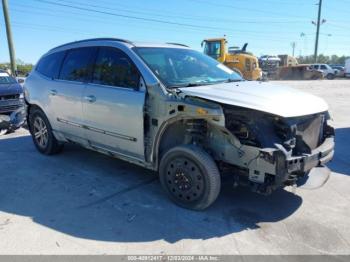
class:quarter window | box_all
[59,47,95,82]
[36,51,65,79]
[92,47,140,89]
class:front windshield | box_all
[0,73,17,84]
[134,47,242,88]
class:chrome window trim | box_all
[57,118,137,142]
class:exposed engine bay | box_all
[208,104,335,194]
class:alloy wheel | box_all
[33,116,48,148]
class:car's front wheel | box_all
[29,108,63,155]
[327,73,335,80]
[159,145,221,210]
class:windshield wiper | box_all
[167,82,211,89]
[225,78,244,83]
[167,79,243,89]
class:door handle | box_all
[84,95,96,103]
[50,89,57,96]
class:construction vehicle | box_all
[278,55,298,67]
[202,38,262,80]
[259,54,322,80]
[278,64,323,80]
[259,55,281,79]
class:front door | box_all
[82,47,145,160]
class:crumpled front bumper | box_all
[286,137,335,173]
[273,135,335,190]
[0,107,26,132]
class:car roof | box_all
[49,38,190,52]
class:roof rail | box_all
[49,38,133,51]
[166,42,189,47]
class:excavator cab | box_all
[202,38,226,63]
[202,38,262,81]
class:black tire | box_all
[28,107,63,155]
[159,145,221,210]
[326,73,335,80]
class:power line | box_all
[32,0,231,31]
[23,2,348,36]
[57,0,308,25]
[21,1,309,37]
[186,0,310,19]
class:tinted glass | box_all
[135,47,242,87]
[0,73,16,84]
[93,47,139,88]
[321,65,327,69]
[36,51,65,78]
[203,41,221,59]
[59,47,95,82]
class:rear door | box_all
[82,47,145,160]
[49,47,96,143]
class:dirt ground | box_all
[0,79,349,254]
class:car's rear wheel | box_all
[29,108,63,155]
[159,145,221,210]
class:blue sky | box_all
[0,0,349,63]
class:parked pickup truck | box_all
[0,70,26,135]
[24,38,335,210]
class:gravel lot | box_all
[0,80,349,255]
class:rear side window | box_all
[92,47,140,89]
[59,47,95,82]
[36,51,65,79]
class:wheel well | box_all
[157,119,208,161]
[26,103,43,130]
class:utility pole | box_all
[291,42,296,57]
[2,0,16,76]
[314,0,323,63]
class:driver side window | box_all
[93,47,140,89]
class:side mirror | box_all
[18,78,24,84]
[201,41,205,47]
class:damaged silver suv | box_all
[24,38,335,210]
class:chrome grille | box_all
[0,94,19,100]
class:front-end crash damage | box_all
[147,80,334,195]
[0,107,26,134]
[207,104,335,194]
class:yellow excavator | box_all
[201,37,262,80]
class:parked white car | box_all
[310,64,336,79]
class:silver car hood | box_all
[179,81,328,118]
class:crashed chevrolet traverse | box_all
[24,38,335,210]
